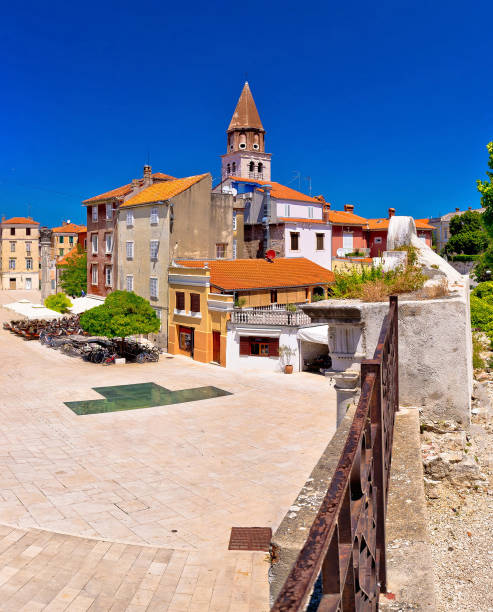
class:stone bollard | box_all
[334,371,360,427]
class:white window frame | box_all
[233,239,237,260]
[91,234,98,254]
[105,233,113,254]
[126,275,134,292]
[25,241,31,253]
[106,203,112,220]
[308,206,314,219]
[315,233,325,251]
[232,211,237,230]
[92,206,98,222]
[150,207,159,225]
[150,240,159,260]
[9,258,16,270]
[105,266,112,287]
[150,277,158,299]
[26,258,33,270]
[126,241,134,259]
[126,211,134,227]
[91,264,98,285]
[284,204,290,217]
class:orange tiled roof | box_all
[83,172,177,204]
[230,177,321,204]
[328,210,368,226]
[176,257,334,291]
[51,223,86,233]
[83,183,133,204]
[121,174,210,207]
[277,217,328,224]
[415,219,434,230]
[56,244,81,266]
[151,172,176,180]
[1,217,39,225]
[367,217,434,230]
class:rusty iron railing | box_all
[271,295,399,611]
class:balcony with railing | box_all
[230,308,312,326]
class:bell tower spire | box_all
[221,82,271,181]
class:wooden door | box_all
[212,331,221,363]
[9,278,16,289]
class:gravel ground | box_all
[424,383,493,612]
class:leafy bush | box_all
[286,303,297,312]
[448,254,481,262]
[44,293,73,313]
[470,295,493,329]
[58,248,87,297]
[332,260,426,300]
[80,291,160,340]
[472,281,493,302]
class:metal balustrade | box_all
[270,296,399,611]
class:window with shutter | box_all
[239,337,250,356]
[190,293,200,313]
[176,292,185,310]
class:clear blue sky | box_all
[1,0,492,227]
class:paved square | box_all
[0,290,337,610]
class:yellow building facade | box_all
[168,266,233,366]
[0,217,40,291]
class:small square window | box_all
[216,243,226,258]
[26,228,31,236]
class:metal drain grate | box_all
[228,527,272,551]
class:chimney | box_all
[344,204,354,213]
[322,203,331,223]
[468,206,472,211]
[455,207,460,212]
[143,165,152,187]
[388,207,395,219]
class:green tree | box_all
[474,143,493,280]
[443,211,488,255]
[44,293,73,313]
[79,291,160,348]
[58,246,87,297]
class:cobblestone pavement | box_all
[0,291,337,610]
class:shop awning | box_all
[297,325,328,345]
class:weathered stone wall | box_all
[243,224,285,259]
[304,289,473,424]
[448,260,476,275]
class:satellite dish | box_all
[265,249,276,261]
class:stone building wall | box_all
[243,223,286,259]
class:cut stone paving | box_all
[0,290,337,609]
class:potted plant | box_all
[279,345,296,374]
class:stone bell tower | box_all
[221,82,271,182]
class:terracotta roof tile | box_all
[328,210,368,226]
[415,219,434,230]
[51,223,87,233]
[175,257,334,291]
[151,172,176,180]
[1,217,39,225]
[83,183,133,204]
[121,174,210,207]
[230,177,321,204]
[228,82,264,131]
[277,217,329,225]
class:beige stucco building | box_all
[0,217,40,290]
[116,173,243,346]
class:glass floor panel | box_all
[65,382,232,415]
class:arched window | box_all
[257,162,263,175]
[249,161,255,172]
[232,162,236,174]
[226,164,231,174]
[239,132,247,149]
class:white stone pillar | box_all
[39,227,53,301]
[334,371,360,427]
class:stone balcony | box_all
[230,308,312,326]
